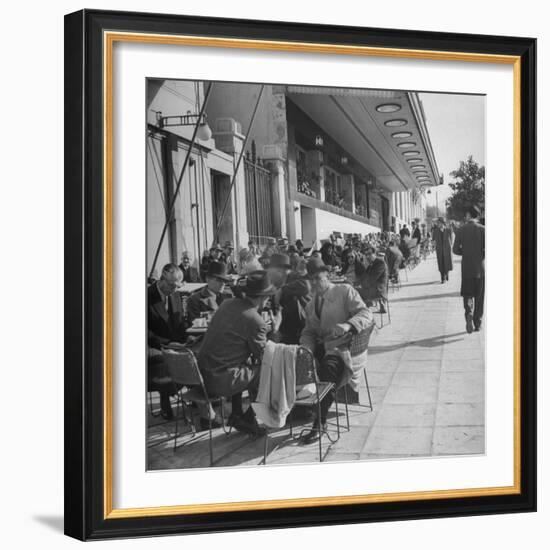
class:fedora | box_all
[243,270,275,296]
[306,257,330,277]
[269,253,291,270]
[206,260,232,282]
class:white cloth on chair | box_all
[252,341,297,428]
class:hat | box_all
[277,237,288,245]
[266,237,277,245]
[243,270,275,296]
[210,243,223,252]
[437,216,445,223]
[269,253,291,270]
[206,260,232,282]
[306,257,330,277]
[223,240,234,249]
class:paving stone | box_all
[438,372,485,403]
[432,426,486,455]
[374,404,436,427]
[361,426,433,456]
[391,371,440,387]
[435,402,485,426]
[383,384,439,405]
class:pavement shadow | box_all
[369,331,467,354]
[400,281,441,289]
[390,291,460,304]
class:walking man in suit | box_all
[453,205,485,333]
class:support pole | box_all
[212,84,265,247]
[148,83,214,279]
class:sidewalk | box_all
[147,253,485,470]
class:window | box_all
[295,145,316,197]
[324,165,346,208]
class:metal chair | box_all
[162,347,228,466]
[263,346,340,465]
[341,323,375,424]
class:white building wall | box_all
[314,208,380,244]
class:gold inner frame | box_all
[103,30,522,520]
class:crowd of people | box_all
[147,224,434,442]
[148,206,485,454]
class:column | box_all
[212,117,248,250]
[263,144,287,239]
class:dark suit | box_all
[179,263,201,283]
[147,284,186,415]
[400,227,410,239]
[279,276,311,344]
[198,297,266,398]
[359,258,388,303]
[453,220,485,327]
[147,284,186,348]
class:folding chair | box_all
[162,347,228,466]
[262,346,340,464]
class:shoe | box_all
[465,314,474,334]
[474,322,482,332]
[301,422,327,445]
[228,409,265,437]
[199,417,222,431]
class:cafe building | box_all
[146,80,441,274]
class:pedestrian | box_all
[433,217,454,283]
[453,205,485,333]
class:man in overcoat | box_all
[453,206,485,333]
[433,217,454,283]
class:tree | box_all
[445,156,485,220]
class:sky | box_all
[419,92,486,211]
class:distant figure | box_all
[433,217,454,283]
[399,224,410,239]
[453,206,485,333]
[179,253,201,283]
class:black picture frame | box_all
[64,8,536,541]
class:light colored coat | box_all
[300,283,373,390]
[252,341,297,428]
[300,283,372,352]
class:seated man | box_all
[198,270,275,435]
[187,260,232,325]
[358,246,388,313]
[147,263,187,419]
[178,252,201,283]
[300,258,373,443]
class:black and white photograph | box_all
[146,79,486,469]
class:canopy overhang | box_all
[286,87,441,193]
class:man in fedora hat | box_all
[453,205,485,333]
[198,270,275,436]
[299,257,373,444]
[187,260,233,325]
